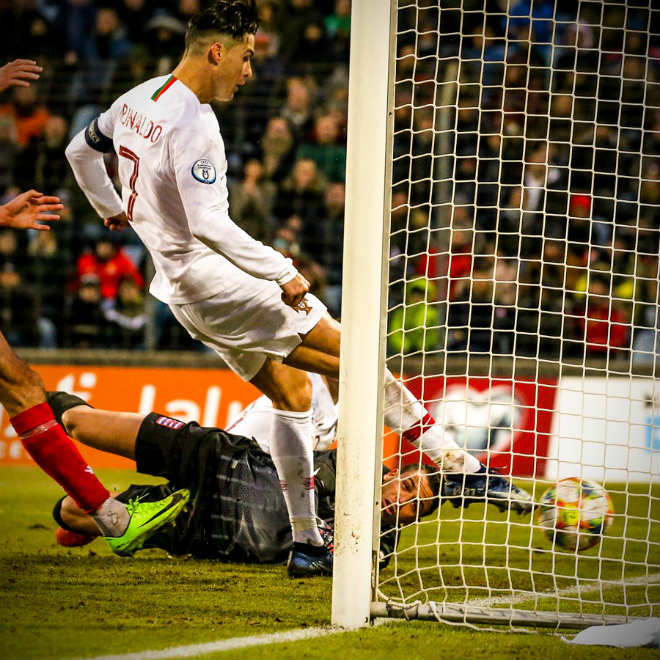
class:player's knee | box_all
[59,409,76,437]
[20,367,45,405]
[0,362,45,415]
[25,366,45,391]
[274,373,313,412]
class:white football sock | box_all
[383,369,481,473]
[92,497,130,537]
[270,408,323,546]
[382,368,427,431]
[416,426,481,472]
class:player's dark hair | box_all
[400,463,442,516]
[185,0,258,50]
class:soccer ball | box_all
[536,478,614,552]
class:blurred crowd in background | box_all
[0,0,657,365]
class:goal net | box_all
[333,0,659,631]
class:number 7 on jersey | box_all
[118,145,140,221]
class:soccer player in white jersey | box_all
[65,0,531,576]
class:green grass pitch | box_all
[0,466,657,660]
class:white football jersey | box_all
[93,74,297,304]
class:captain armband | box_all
[84,117,114,153]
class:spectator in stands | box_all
[388,278,439,356]
[416,215,473,303]
[640,159,659,214]
[491,261,519,356]
[467,257,499,354]
[286,18,332,79]
[257,1,282,56]
[174,0,202,24]
[0,227,23,276]
[324,0,351,63]
[631,254,660,365]
[0,3,657,360]
[517,240,569,358]
[279,0,323,63]
[67,273,105,348]
[273,215,303,259]
[274,158,325,226]
[14,115,70,192]
[24,228,68,346]
[0,262,39,347]
[229,158,276,242]
[295,113,346,183]
[116,0,153,46]
[301,181,345,316]
[446,257,495,355]
[260,116,296,183]
[101,43,152,109]
[271,213,327,305]
[81,7,133,101]
[573,254,629,305]
[241,32,285,148]
[577,272,630,356]
[280,76,314,143]
[75,236,143,302]
[520,142,561,254]
[104,277,147,349]
[60,0,97,67]
[142,14,186,77]
[567,193,591,246]
[0,84,50,147]
[84,7,132,63]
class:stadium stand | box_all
[0,0,657,366]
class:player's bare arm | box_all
[0,190,63,231]
[0,59,42,92]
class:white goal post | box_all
[331,0,394,629]
[333,0,659,631]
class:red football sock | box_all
[10,402,110,513]
[55,527,95,548]
[401,412,435,443]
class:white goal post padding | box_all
[333,0,659,631]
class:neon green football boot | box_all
[105,488,190,557]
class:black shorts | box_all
[133,413,261,558]
[135,412,255,492]
[136,413,217,488]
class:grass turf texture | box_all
[0,466,657,660]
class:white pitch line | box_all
[467,573,660,609]
[79,625,349,660]
[73,575,660,660]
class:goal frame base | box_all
[370,601,650,629]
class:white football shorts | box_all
[169,281,327,381]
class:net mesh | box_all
[376,0,659,629]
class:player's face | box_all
[380,469,435,525]
[215,34,255,102]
